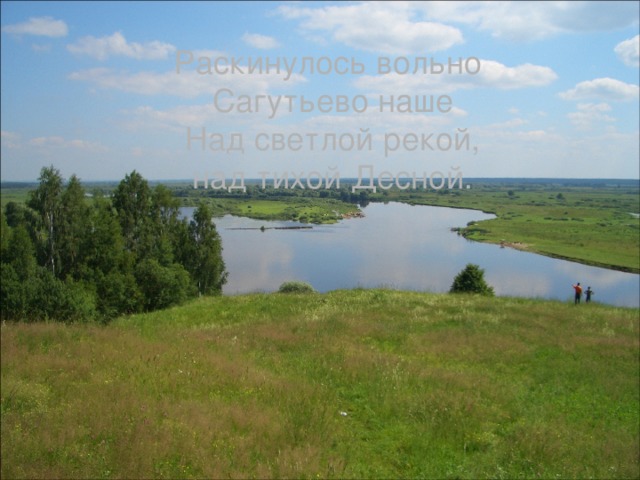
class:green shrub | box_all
[30,268,97,322]
[449,263,495,296]
[278,280,316,294]
[135,259,193,311]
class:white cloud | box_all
[354,59,557,95]
[123,97,464,135]
[67,31,176,60]
[69,68,211,97]
[299,106,467,133]
[416,1,639,42]
[463,121,639,178]
[559,77,639,102]
[277,1,463,54]
[2,16,68,37]
[28,136,108,152]
[1,130,21,149]
[473,60,558,89]
[567,103,615,129]
[121,104,227,133]
[242,33,280,49]
[69,65,305,98]
[277,2,639,48]
[614,35,640,67]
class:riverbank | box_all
[374,182,639,273]
[187,182,639,273]
[220,191,640,273]
[2,290,638,478]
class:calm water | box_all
[183,203,639,308]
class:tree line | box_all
[175,181,373,206]
[1,166,227,322]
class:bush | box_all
[0,263,98,322]
[95,270,143,319]
[278,281,316,294]
[135,259,194,311]
[0,264,28,320]
[30,268,97,322]
[449,263,495,296]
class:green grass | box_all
[2,290,638,478]
[0,186,31,210]
[207,197,359,224]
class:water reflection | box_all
[183,203,639,308]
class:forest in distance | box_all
[1,168,639,323]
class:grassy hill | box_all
[2,290,639,479]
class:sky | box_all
[1,1,639,182]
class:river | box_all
[183,203,639,308]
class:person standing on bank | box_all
[585,286,594,303]
[573,282,583,304]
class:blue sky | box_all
[1,1,638,182]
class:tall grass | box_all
[2,290,638,478]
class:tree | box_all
[5,168,231,322]
[1,223,37,319]
[0,210,10,259]
[6,224,37,281]
[112,170,152,258]
[151,184,180,229]
[29,268,96,322]
[80,194,143,318]
[59,174,89,279]
[150,184,181,265]
[449,263,495,296]
[95,269,142,319]
[183,203,227,295]
[358,190,370,207]
[82,194,126,278]
[4,201,26,228]
[27,166,63,276]
[135,258,192,311]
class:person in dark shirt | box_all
[585,286,594,303]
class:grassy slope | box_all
[2,290,638,479]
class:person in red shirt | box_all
[573,282,583,304]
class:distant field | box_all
[0,186,30,209]
[2,290,638,478]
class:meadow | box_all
[2,290,638,479]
